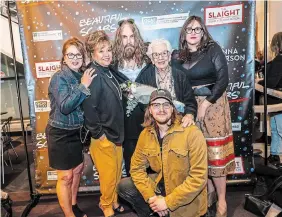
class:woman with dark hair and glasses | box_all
[173,16,235,217]
[46,37,96,217]
[137,38,197,127]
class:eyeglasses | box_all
[65,53,83,59]
[185,27,203,34]
[150,102,171,110]
[118,18,135,27]
[152,50,169,59]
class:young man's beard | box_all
[154,113,172,126]
[123,44,136,61]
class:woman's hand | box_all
[197,100,212,122]
[81,68,96,88]
[181,114,195,127]
[99,134,106,141]
[255,77,264,84]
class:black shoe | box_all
[72,204,87,217]
[267,155,280,165]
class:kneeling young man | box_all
[118,89,208,217]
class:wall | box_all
[0,15,23,63]
[256,0,282,61]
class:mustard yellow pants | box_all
[89,137,123,210]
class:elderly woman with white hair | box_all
[136,38,197,126]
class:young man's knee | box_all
[117,177,135,197]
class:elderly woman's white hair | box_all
[146,38,173,58]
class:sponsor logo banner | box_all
[34,100,51,113]
[47,171,58,181]
[142,13,190,30]
[232,157,245,174]
[32,30,63,42]
[205,4,243,26]
[232,122,242,131]
[35,61,61,78]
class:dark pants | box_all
[123,139,138,177]
[118,177,159,217]
[118,178,207,217]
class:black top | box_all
[83,62,124,144]
[71,69,82,82]
[173,42,229,104]
[259,54,282,106]
[156,128,166,196]
[137,63,197,117]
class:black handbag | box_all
[244,176,282,216]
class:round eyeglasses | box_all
[185,27,203,34]
[65,53,83,59]
[152,50,169,59]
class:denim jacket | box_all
[48,65,90,130]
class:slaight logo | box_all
[35,61,61,78]
[205,4,243,26]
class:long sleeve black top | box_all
[82,62,124,144]
[173,42,229,104]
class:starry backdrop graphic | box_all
[16,1,255,194]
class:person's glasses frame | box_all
[185,27,203,34]
[118,18,135,27]
[152,50,170,59]
[65,53,83,60]
[150,102,172,110]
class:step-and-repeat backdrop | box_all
[16,1,255,194]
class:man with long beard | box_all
[112,19,151,177]
[117,89,208,217]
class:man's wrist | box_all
[147,195,156,203]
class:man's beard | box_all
[154,113,172,126]
[123,44,135,60]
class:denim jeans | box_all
[270,114,282,155]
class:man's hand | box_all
[197,100,211,122]
[149,195,168,214]
[181,114,195,127]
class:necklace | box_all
[157,67,170,82]
[93,61,122,100]
[106,71,122,100]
